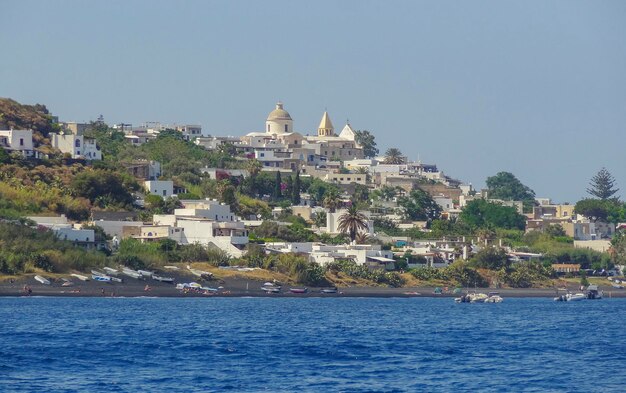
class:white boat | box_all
[152,275,174,283]
[586,285,603,299]
[555,293,586,301]
[454,292,489,303]
[121,268,142,279]
[485,292,504,303]
[262,286,281,293]
[163,265,179,270]
[187,265,212,278]
[612,283,624,289]
[110,276,123,283]
[137,270,154,278]
[34,275,50,285]
[92,274,112,282]
[70,273,89,281]
[103,267,119,275]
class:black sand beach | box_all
[2,273,625,298]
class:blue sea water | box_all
[1,297,625,392]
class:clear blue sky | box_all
[2,0,625,203]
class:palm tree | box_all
[338,205,369,243]
[355,232,372,245]
[323,189,341,213]
[384,148,406,165]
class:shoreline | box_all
[2,276,625,299]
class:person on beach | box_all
[144,285,151,292]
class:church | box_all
[240,102,364,170]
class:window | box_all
[267,124,270,132]
[20,138,24,146]
[260,152,265,157]
[76,150,80,155]
[75,139,81,147]
[162,190,166,196]
[284,124,288,132]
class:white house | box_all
[0,129,34,157]
[144,180,174,198]
[51,134,102,160]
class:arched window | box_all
[284,124,288,132]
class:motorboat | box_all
[153,275,174,283]
[586,285,603,299]
[34,275,50,285]
[262,286,281,293]
[321,287,338,294]
[612,283,624,289]
[110,276,123,283]
[92,274,112,282]
[454,292,488,303]
[187,265,213,279]
[91,270,106,276]
[403,291,421,296]
[289,288,308,294]
[70,273,89,281]
[555,293,586,301]
[163,265,179,270]
[485,292,503,303]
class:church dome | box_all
[267,102,292,121]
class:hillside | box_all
[0,97,59,144]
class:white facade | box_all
[51,134,102,160]
[175,124,202,140]
[265,242,394,268]
[144,180,174,198]
[0,129,34,157]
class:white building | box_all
[51,134,102,160]
[0,129,34,157]
[266,102,293,134]
[144,180,174,198]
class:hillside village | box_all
[1,97,624,288]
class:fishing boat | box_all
[262,286,281,293]
[34,275,50,285]
[163,265,179,270]
[103,267,119,275]
[137,270,154,278]
[92,274,112,282]
[321,287,338,294]
[91,270,106,276]
[121,268,142,279]
[586,285,603,299]
[70,273,89,281]
[289,288,308,294]
[152,275,174,283]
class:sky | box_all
[1,0,625,203]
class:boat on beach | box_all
[152,275,174,283]
[103,267,119,275]
[34,275,50,285]
[70,273,89,281]
[262,286,281,293]
[92,274,112,282]
[121,268,142,279]
[187,265,213,279]
[137,270,154,278]
[321,287,338,294]
[289,288,308,294]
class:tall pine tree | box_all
[587,168,619,200]
[273,171,282,200]
[292,171,301,205]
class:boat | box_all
[137,270,154,278]
[321,287,338,294]
[187,266,213,279]
[262,286,281,293]
[121,268,142,279]
[92,274,112,282]
[612,283,624,289]
[454,292,488,303]
[34,275,50,285]
[91,270,106,276]
[554,293,586,301]
[152,275,174,283]
[70,273,89,281]
[289,288,308,294]
[485,292,503,303]
[110,276,123,283]
[163,265,179,270]
[586,285,603,299]
[403,291,421,296]
[103,267,119,275]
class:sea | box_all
[1,297,625,392]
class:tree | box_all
[338,205,369,242]
[459,199,526,230]
[273,171,282,200]
[470,247,509,270]
[354,130,379,158]
[383,148,406,164]
[574,198,621,223]
[587,167,619,200]
[292,171,301,205]
[323,188,341,213]
[244,159,263,178]
[71,169,135,207]
[485,172,535,212]
[398,189,442,221]
[609,229,626,266]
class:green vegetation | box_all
[486,171,536,212]
[587,167,619,200]
[459,199,525,230]
[383,147,405,164]
[354,130,378,158]
[398,189,442,221]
